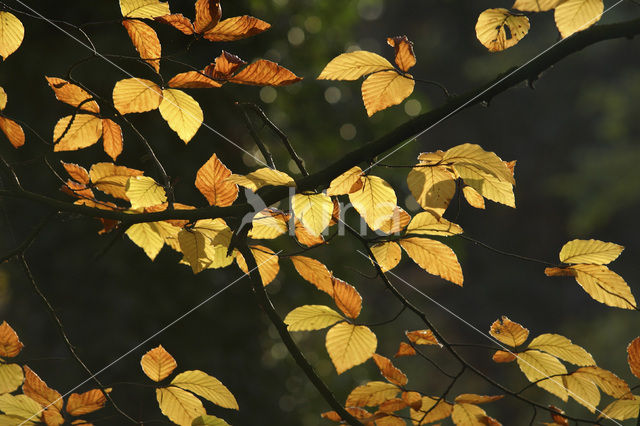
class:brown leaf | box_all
[102,119,123,161]
[492,350,517,363]
[203,15,270,42]
[387,36,416,72]
[62,180,95,200]
[140,345,177,382]
[195,153,238,207]
[294,220,325,247]
[66,389,108,416]
[0,115,25,148]
[406,330,440,346]
[332,278,362,319]
[211,51,246,80]
[194,0,221,34]
[372,354,408,386]
[0,321,23,357]
[229,59,302,86]
[61,162,90,185]
[394,342,416,358]
[43,408,64,426]
[628,337,640,380]
[489,316,529,347]
[378,398,408,413]
[168,68,222,89]
[545,267,576,277]
[401,391,423,410]
[155,14,194,35]
[122,19,161,73]
[23,366,63,411]
[45,77,99,113]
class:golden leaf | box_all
[120,0,170,19]
[171,370,238,410]
[122,19,161,73]
[101,119,123,161]
[209,51,246,80]
[410,397,453,424]
[0,116,24,148]
[361,70,414,117]
[155,14,194,35]
[554,0,603,38]
[45,77,99,113]
[0,363,24,394]
[406,330,439,346]
[0,12,24,60]
[345,381,399,407]
[378,398,408,413]
[318,51,393,81]
[407,165,456,217]
[89,162,144,200]
[349,175,397,230]
[444,144,515,184]
[406,211,462,237]
[489,316,529,347]
[513,0,564,11]
[402,391,423,410]
[236,245,279,286]
[399,237,463,286]
[156,386,205,426]
[370,241,402,273]
[326,166,363,196]
[203,15,270,42]
[492,350,516,363]
[290,255,334,295]
[284,305,344,331]
[195,219,234,269]
[112,78,162,114]
[0,87,6,110]
[326,323,377,374]
[570,264,636,310]
[475,9,530,52]
[598,395,640,421]
[159,89,203,143]
[42,408,64,426]
[229,60,302,86]
[140,345,177,382]
[125,176,166,209]
[0,394,42,421]
[168,69,221,89]
[22,366,63,411]
[179,230,212,274]
[0,321,23,357]
[53,114,103,152]
[517,350,568,401]
[387,36,416,72]
[193,0,221,34]
[372,354,408,387]
[192,415,231,426]
[332,278,362,319]
[559,239,624,265]
[572,366,631,399]
[452,403,488,426]
[454,394,504,405]
[462,185,485,209]
[292,193,332,237]
[248,209,288,240]
[294,220,325,247]
[226,168,295,192]
[195,154,238,207]
[376,207,410,235]
[527,334,595,366]
[66,389,108,416]
[628,337,640,380]
[394,342,416,358]
[563,372,600,412]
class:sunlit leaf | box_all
[332,278,362,319]
[125,176,166,209]
[490,316,529,347]
[53,114,103,152]
[370,242,402,273]
[454,394,503,405]
[192,415,231,426]
[141,345,177,382]
[292,193,332,237]
[402,391,423,410]
[599,395,640,421]
[66,389,108,416]
[406,211,462,237]
[528,334,595,366]
[0,116,24,148]
[563,371,600,412]
[226,168,295,192]
[406,329,440,346]
[22,366,63,412]
[492,350,516,363]
[345,381,399,407]
[570,264,636,310]
[195,219,234,269]
[0,394,42,421]
[193,0,221,34]
[517,350,568,400]
[89,162,144,200]
[155,14,194,35]
[248,209,288,240]
[326,166,363,196]
[156,386,205,426]
[410,397,453,424]
[112,78,162,114]
[210,51,246,80]
[349,175,397,230]
[372,354,407,387]
[168,69,221,89]
[45,77,99,113]
[159,89,203,143]
[0,321,23,357]
[120,0,170,19]
[179,230,211,274]
[361,70,414,116]
[452,403,488,426]
[554,0,604,38]
[318,51,393,81]
[572,366,631,399]
[462,185,485,209]
[229,60,302,86]
[559,239,624,265]
[171,370,238,410]
[377,398,408,414]
[0,12,24,60]
[407,165,456,217]
[290,256,334,295]
[101,119,123,161]
[126,221,179,259]
[236,245,279,286]
[122,19,161,73]
[399,237,463,286]
[203,15,270,42]
[628,337,640,380]
[376,207,410,235]
[387,36,416,72]
[321,407,374,423]
[395,342,416,358]
[326,323,377,374]
[0,87,6,110]
[294,220,325,247]
[475,9,530,52]
[195,154,238,207]
[284,305,344,331]
[513,0,564,11]
[0,364,23,394]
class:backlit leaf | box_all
[236,245,279,286]
[159,89,203,143]
[492,350,516,363]
[444,144,515,185]
[377,398,408,413]
[229,60,302,86]
[101,119,123,161]
[209,51,246,80]
[192,415,230,426]
[0,116,24,148]
[410,397,453,424]
[489,316,528,347]
[407,165,456,217]
[406,211,462,237]
[284,305,344,331]
[513,0,564,11]
[156,386,205,426]
[387,36,416,72]
[179,230,211,274]
[563,372,600,412]
[395,342,416,358]
[203,16,270,42]
[0,12,24,60]
[127,221,180,258]
[349,175,397,230]
[122,19,161,73]
[628,337,640,380]
[599,395,640,420]
[195,154,238,207]
[0,394,42,420]
[294,220,325,247]
[66,389,108,416]
[456,165,515,207]
[376,207,410,234]
[126,176,166,209]
[248,209,289,240]
[327,166,363,196]
[290,256,334,295]
[573,366,631,399]
[53,114,103,152]
[454,394,503,405]
[318,51,393,81]
[0,364,23,394]
[554,0,603,38]
[155,14,194,35]
[370,242,402,273]
[292,193,332,237]
[527,334,595,366]
[372,354,408,386]
[361,71,414,116]
[195,219,234,269]
[90,162,144,200]
[517,350,568,401]
[451,403,488,426]
[42,408,63,426]
[475,9,530,52]
[171,370,238,410]
[22,366,63,411]
[559,239,624,265]
[406,329,440,346]
[113,78,162,114]
[570,264,636,309]
[399,237,463,286]
[332,278,362,319]
[141,345,177,382]
[120,0,170,19]
[0,87,6,110]
[0,322,23,357]
[462,185,485,209]
[168,69,221,89]
[45,77,99,113]
[345,381,399,407]
[193,0,221,34]
[326,323,377,374]
[226,168,295,192]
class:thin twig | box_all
[236,105,276,169]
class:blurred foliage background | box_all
[0,0,639,424]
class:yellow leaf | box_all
[475,9,530,52]
[193,219,234,269]
[407,165,456,217]
[326,166,363,196]
[326,323,377,374]
[229,60,302,87]
[376,207,410,235]
[0,394,42,420]
[53,114,103,152]
[361,70,414,116]
[628,337,640,380]
[192,415,231,426]
[126,222,170,260]
[102,119,123,161]
[372,354,407,387]
[399,237,463,286]
[444,144,515,185]
[0,12,24,60]
[0,364,23,394]
[113,78,162,114]
[45,77,99,113]
[203,16,270,42]
[284,305,344,331]
[22,366,63,412]
[168,69,221,89]
[570,264,636,309]
[195,154,238,207]
[159,89,203,143]
[489,316,529,347]
[156,386,205,426]
[66,389,108,416]
[406,329,440,346]
[122,19,161,73]
[0,87,6,110]
[226,168,295,192]
[527,334,595,366]
[387,36,416,72]
[572,366,631,399]
[318,51,393,81]
[513,0,564,11]
[599,395,640,420]
[454,394,504,405]
[140,345,177,382]
[452,403,487,426]
[292,193,332,237]
[89,162,144,200]
[406,211,462,237]
[248,209,288,240]
[0,116,25,148]
[171,370,238,410]
[563,372,600,413]
[345,381,399,407]
[236,245,279,286]
[125,176,166,209]
[410,397,453,424]
[517,350,568,401]
[349,175,397,230]
[120,0,170,19]
[554,0,603,38]
[377,398,408,413]
[0,321,23,358]
[370,241,402,273]
[179,230,212,274]
[559,239,624,265]
[332,278,362,319]
[455,165,515,207]
[462,185,485,209]
[290,255,334,295]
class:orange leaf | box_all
[0,321,23,357]
[102,119,123,161]
[394,342,416,358]
[43,408,64,426]
[211,51,246,80]
[402,391,423,410]
[62,161,90,185]
[492,350,517,363]
[203,15,270,42]
[66,389,108,416]
[62,180,95,200]
[229,60,302,86]
[168,68,222,89]
[195,153,238,207]
[155,14,194,35]
[406,329,439,346]
[236,245,280,286]
[489,316,529,347]
[545,267,576,277]
[0,115,25,148]
[294,220,325,247]
[378,398,409,413]
[372,354,408,386]
[290,255,334,295]
[23,366,63,411]
[45,77,99,113]
[194,0,221,34]
[332,278,362,319]
[140,345,177,382]
[387,36,416,72]
[53,114,103,152]
[628,337,640,380]
[122,19,161,73]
